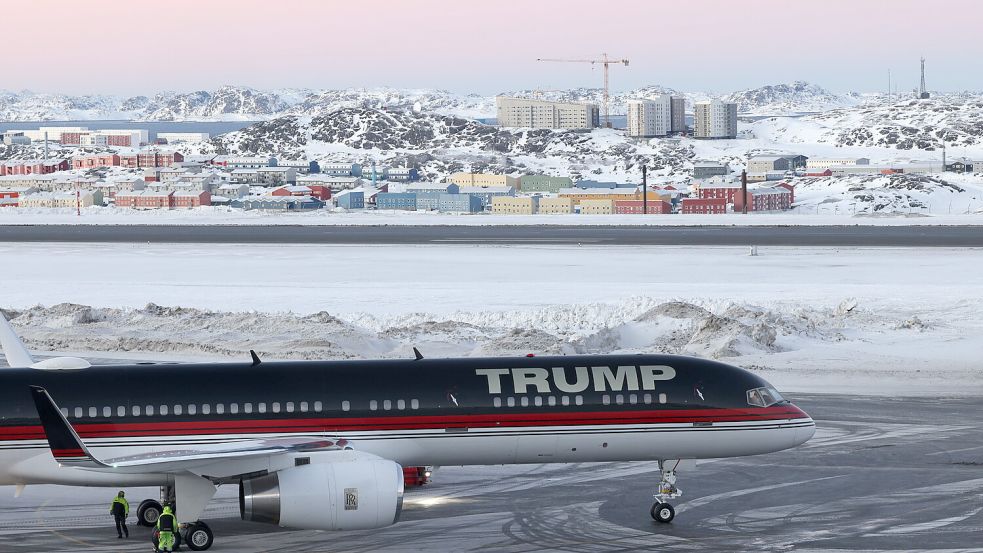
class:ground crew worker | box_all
[155,504,177,553]
[110,490,129,538]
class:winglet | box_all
[412,347,424,361]
[28,386,106,468]
[250,350,262,366]
[0,311,34,368]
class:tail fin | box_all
[0,311,34,368]
[29,386,106,468]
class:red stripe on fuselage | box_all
[0,406,808,441]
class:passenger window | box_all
[341,401,350,412]
[383,400,392,410]
[174,405,182,415]
[561,396,570,406]
[602,395,610,405]
[272,402,280,413]
[103,407,112,417]
[575,395,584,406]
[629,394,638,405]
[160,405,168,416]
[534,396,543,406]
[299,401,308,412]
[314,401,323,412]
[643,393,653,404]
[89,407,97,418]
[548,396,557,406]
[188,404,197,415]
[659,393,667,404]
[244,403,252,414]
[118,406,126,417]
[410,399,419,410]
[258,403,267,414]
[60,407,69,417]
[520,397,529,407]
[397,399,406,410]
[146,405,154,416]
[493,397,502,408]
[231,403,240,414]
[132,406,141,416]
[507,397,516,407]
[370,400,378,411]
[74,407,83,418]
[286,402,294,413]
[202,404,211,415]
[615,394,624,405]
[216,404,225,414]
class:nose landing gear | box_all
[650,460,682,524]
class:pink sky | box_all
[4,0,980,95]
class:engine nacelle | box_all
[240,458,404,531]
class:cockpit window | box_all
[746,386,785,407]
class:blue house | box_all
[376,192,417,211]
[438,193,483,213]
[335,190,364,209]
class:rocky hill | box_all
[724,81,857,115]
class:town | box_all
[0,90,975,217]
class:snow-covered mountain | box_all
[213,107,695,184]
[0,82,848,122]
[724,81,858,115]
[749,93,983,150]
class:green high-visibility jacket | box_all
[110,496,129,516]
[157,511,177,533]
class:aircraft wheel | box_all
[152,528,183,550]
[137,499,163,527]
[651,502,675,523]
[185,521,214,551]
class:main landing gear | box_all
[650,460,681,524]
[141,485,215,550]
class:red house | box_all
[681,197,728,214]
[173,191,211,208]
[272,185,331,201]
[734,187,793,212]
[697,183,744,204]
[614,199,672,214]
[0,159,70,176]
[804,169,832,177]
[73,154,121,169]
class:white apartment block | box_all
[496,97,599,129]
[158,132,210,143]
[693,99,738,139]
[627,96,671,138]
[447,173,520,189]
[8,127,87,142]
[806,157,871,170]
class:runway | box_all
[0,393,981,552]
[1,224,983,246]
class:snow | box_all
[1,243,981,396]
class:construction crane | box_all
[537,53,629,128]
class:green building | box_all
[519,174,573,193]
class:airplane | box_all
[0,312,814,550]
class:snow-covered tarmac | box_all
[1,242,981,396]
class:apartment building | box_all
[627,96,671,138]
[670,96,686,133]
[538,196,575,214]
[448,173,520,189]
[495,97,599,129]
[806,157,871,170]
[693,99,738,139]
[491,196,539,214]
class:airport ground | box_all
[0,393,980,553]
[1,223,983,246]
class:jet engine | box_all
[240,458,404,531]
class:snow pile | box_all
[0,299,921,362]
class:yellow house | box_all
[492,196,538,214]
[448,173,520,189]
[538,196,575,214]
[578,199,616,214]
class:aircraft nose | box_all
[790,404,816,446]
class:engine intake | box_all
[240,459,404,531]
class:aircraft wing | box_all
[29,386,350,475]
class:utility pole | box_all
[741,170,748,214]
[942,140,947,172]
[641,165,648,215]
